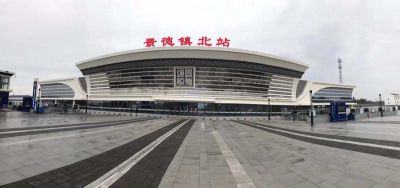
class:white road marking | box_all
[201,121,205,131]
[0,119,150,135]
[212,129,256,188]
[263,124,400,136]
[273,121,400,129]
[85,119,191,188]
[310,127,400,135]
[245,122,400,151]
[0,120,157,147]
[0,123,115,135]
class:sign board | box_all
[32,79,38,110]
[330,101,347,122]
[174,67,194,88]
[144,36,230,48]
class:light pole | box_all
[379,94,383,117]
[155,101,158,115]
[268,98,271,120]
[293,105,296,121]
[310,90,314,126]
[85,94,88,114]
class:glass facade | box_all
[85,100,291,116]
[86,59,298,101]
[41,83,75,98]
[0,76,10,90]
[312,87,353,102]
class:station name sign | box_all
[144,36,230,48]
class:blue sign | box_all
[32,80,37,109]
[330,101,347,122]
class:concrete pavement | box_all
[1,111,400,187]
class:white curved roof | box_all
[0,70,15,76]
[76,47,309,72]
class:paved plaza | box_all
[1,111,400,187]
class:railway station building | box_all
[37,47,356,116]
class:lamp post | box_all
[379,94,383,117]
[293,105,296,121]
[85,94,88,114]
[268,98,271,120]
[310,90,314,126]
[155,101,158,115]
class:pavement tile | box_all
[269,166,291,176]
[371,180,399,188]
[209,166,231,175]
[14,164,48,178]
[0,161,12,173]
[0,170,26,185]
[267,183,286,188]
[39,159,66,171]
[181,158,199,166]
[320,170,349,184]
[338,176,376,188]
[3,114,400,187]
[1,156,25,169]
[288,181,318,188]
[209,174,236,188]
[384,171,400,183]
[317,181,338,188]
[276,172,306,186]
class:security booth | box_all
[329,101,348,122]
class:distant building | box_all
[0,70,15,109]
[384,93,400,106]
[8,95,31,107]
[354,93,399,114]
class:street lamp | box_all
[310,90,314,126]
[293,105,296,121]
[379,94,383,117]
[268,98,271,120]
[85,94,88,114]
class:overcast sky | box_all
[1,0,399,100]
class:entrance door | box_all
[167,102,198,116]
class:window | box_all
[0,76,10,90]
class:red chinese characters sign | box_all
[144,36,230,48]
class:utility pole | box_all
[338,58,343,83]
[379,94,383,117]
[268,98,271,120]
[310,90,314,126]
[85,94,88,114]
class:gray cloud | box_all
[1,0,399,100]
